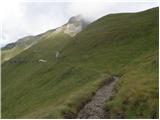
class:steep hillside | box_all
[1,15,87,63]
[1,7,158,118]
[1,36,35,63]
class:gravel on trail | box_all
[77,76,119,119]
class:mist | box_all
[1,1,158,47]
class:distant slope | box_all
[1,36,35,63]
[2,7,158,118]
[1,15,87,63]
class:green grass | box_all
[105,50,159,118]
[1,7,159,118]
[1,46,27,63]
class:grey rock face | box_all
[55,15,89,37]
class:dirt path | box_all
[77,76,119,119]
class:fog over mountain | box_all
[1,1,158,47]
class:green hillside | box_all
[1,7,159,118]
[1,30,57,63]
[1,36,35,63]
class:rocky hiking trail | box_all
[77,76,120,119]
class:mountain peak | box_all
[54,15,89,37]
[68,14,83,24]
[64,15,88,36]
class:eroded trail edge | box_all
[77,76,120,119]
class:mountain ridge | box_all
[2,7,158,118]
[1,15,89,63]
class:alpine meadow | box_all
[1,7,159,119]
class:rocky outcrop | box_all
[55,15,88,37]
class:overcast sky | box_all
[1,0,158,47]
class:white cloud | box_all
[1,1,158,47]
[67,2,158,21]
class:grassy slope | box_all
[1,45,32,63]
[1,42,33,63]
[2,7,158,118]
[2,47,23,63]
[106,50,158,118]
[1,29,55,63]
